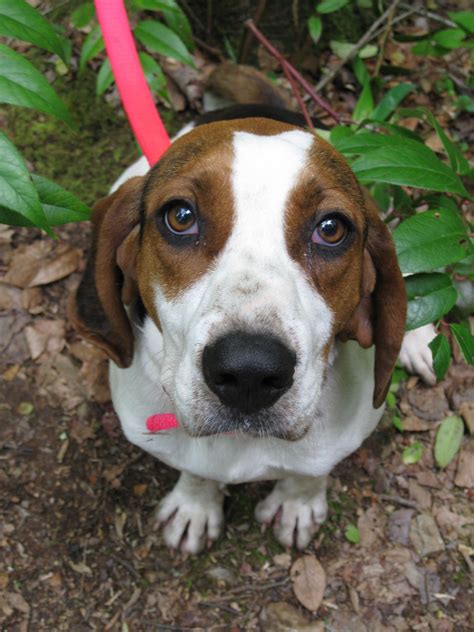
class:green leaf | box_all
[426,113,471,176]
[353,79,374,122]
[351,145,468,195]
[412,40,448,57]
[0,0,68,62]
[139,52,169,102]
[0,131,50,233]
[450,322,474,365]
[134,20,195,68]
[335,131,406,154]
[448,11,474,34]
[96,58,114,96]
[353,55,370,86]
[133,0,194,50]
[0,43,72,125]
[71,2,95,29]
[317,0,349,14]
[32,175,90,225]
[344,524,360,544]
[330,40,354,58]
[359,44,378,59]
[428,334,451,381]
[308,15,322,44]
[402,442,424,464]
[393,208,472,275]
[434,416,464,468]
[370,83,414,122]
[405,273,457,330]
[392,415,403,432]
[432,28,466,50]
[79,23,104,72]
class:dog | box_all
[70,71,436,553]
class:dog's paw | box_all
[155,473,224,554]
[399,323,437,385]
[255,476,327,549]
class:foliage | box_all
[434,416,464,469]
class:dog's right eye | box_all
[162,200,199,236]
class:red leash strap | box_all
[94,0,171,165]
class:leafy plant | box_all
[0,0,89,233]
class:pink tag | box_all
[146,413,180,432]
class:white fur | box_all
[399,323,437,385]
[108,126,436,552]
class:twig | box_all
[400,4,457,28]
[239,0,268,64]
[281,62,315,130]
[244,19,341,123]
[374,0,398,77]
[379,494,420,510]
[315,0,402,93]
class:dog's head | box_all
[70,119,406,439]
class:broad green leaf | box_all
[432,28,466,50]
[393,208,471,274]
[329,125,353,145]
[79,24,104,72]
[359,44,378,58]
[0,0,68,62]
[32,175,91,225]
[402,442,424,464]
[428,333,451,381]
[371,83,414,121]
[308,15,322,44]
[0,131,50,233]
[392,415,403,432]
[135,20,195,68]
[0,44,72,125]
[434,416,464,468]
[71,2,95,28]
[330,40,354,58]
[412,40,448,57]
[352,145,468,195]
[139,52,169,102]
[133,0,194,50]
[405,273,457,330]
[448,11,474,34]
[96,58,114,95]
[335,131,408,154]
[344,524,360,544]
[317,0,349,13]
[450,322,474,365]
[353,79,374,122]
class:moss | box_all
[6,64,181,207]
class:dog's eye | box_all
[312,216,347,246]
[164,201,198,235]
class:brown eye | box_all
[312,216,347,246]
[164,201,198,235]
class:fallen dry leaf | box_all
[454,443,474,488]
[24,319,66,361]
[410,514,445,557]
[260,601,324,631]
[2,241,81,288]
[290,554,326,612]
[459,402,474,435]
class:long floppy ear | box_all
[68,177,144,367]
[340,191,407,408]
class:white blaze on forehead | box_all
[231,130,314,250]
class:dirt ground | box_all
[1,9,474,630]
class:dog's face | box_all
[71,119,406,440]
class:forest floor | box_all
[1,4,473,631]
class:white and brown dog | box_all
[71,85,436,553]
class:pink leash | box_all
[94,0,171,166]
[95,0,177,431]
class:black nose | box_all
[202,332,296,414]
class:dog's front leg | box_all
[255,475,328,549]
[156,472,225,554]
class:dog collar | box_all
[146,413,180,432]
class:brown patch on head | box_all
[285,134,406,408]
[137,118,301,319]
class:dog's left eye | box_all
[164,201,199,235]
[312,216,347,246]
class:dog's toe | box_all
[155,473,224,554]
[255,477,327,549]
[399,324,437,385]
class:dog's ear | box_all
[340,191,407,408]
[69,177,144,367]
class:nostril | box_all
[261,374,287,390]
[214,372,238,387]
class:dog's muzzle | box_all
[202,332,296,414]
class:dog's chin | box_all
[178,404,311,441]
